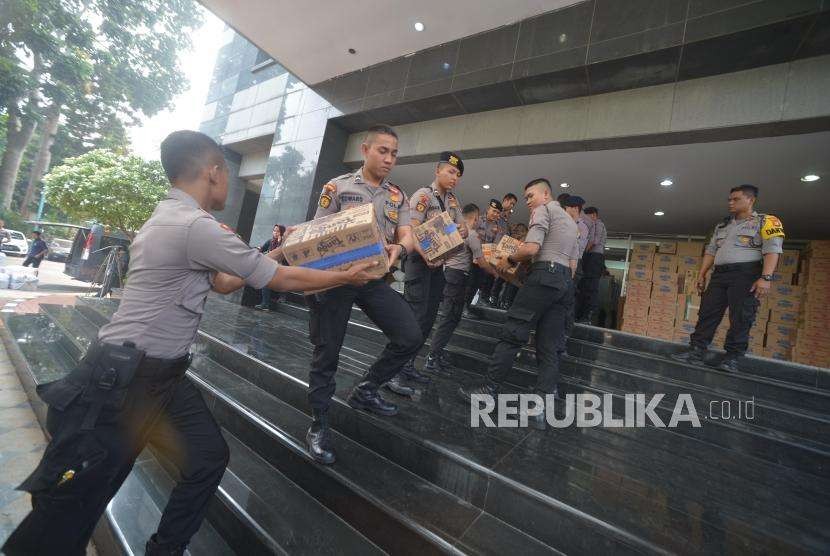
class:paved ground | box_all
[0,256,97,553]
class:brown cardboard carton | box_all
[769,309,799,325]
[657,242,677,254]
[768,296,800,312]
[282,203,389,290]
[681,270,698,294]
[806,240,830,258]
[777,249,800,274]
[653,254,678,273]
[676,256,701,273]
[653,271,679,286]
[766,322,797,340]
[630,262,651,273]
[651,282,679,299]
[630,252,655,266]
[621,323,648,336]
[676,241,705,257]
[763,346,792,361]
[628,268,653,282]
[769,283,801,299]
[623,299,649,318]
[413,211,464,262]
[770,272,794,285]
[626,281,652,297]
[675,320,696,335]
[633,243,657,254]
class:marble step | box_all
[188,356,562,555]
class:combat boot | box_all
[670,346,707,366]
[306,409,336,465]
[348,381,399,416]
[145,535,186,556]
[383,375,415,397]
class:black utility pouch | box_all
[79,342,144,428]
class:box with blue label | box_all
[414,211,464,262]
[282,203,390,290]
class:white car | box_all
[0,229,29,257]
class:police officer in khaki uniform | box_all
[4,131,375,556]
[306,124,423,465]
[426,203,497,375]
[576,206,607,324]
[459,178,579,429]
[394,151,466,388]
[467,198,507,307]
[671,184,784,372]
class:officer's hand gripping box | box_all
[483,237,524,285]
[282,203,390,291]
[413,211,464,262]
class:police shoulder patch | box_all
[319,194,332,209]
[760,214,785,239]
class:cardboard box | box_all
[414,211,464,262]
[282,203,389,289]
[651,282,679,299]
[626,281,652,297]
[623,299,649,318]
[653,254,678,273]
[763,347,791,361]
[482,243,495,261]
[646,326,674,340]
[768,296,800,312]
[769,309,799,325]
[766,322,797,340]
[633,243,657,254]
[777,250,800,274]
[769,283,802,299]
[649,305,676,320]
[628,268,653,282]
[681,270,698,294]
[491,235,523,276]
[771,272,794,285]
[676,241,705,257]
[657,242,677,254]
[806,258,830,273]
[677,256,702,271]
[621,324,648,336]
[630,262,651,272]
[630,252,655,266]
[653,271,679,286]
[804,270,830,287]
[673,332,691,344]
[806,240,830,259]
[675,320,696,335]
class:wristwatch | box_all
[395,243,408,259]
[760,274,773,281]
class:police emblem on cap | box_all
[489,198,503,211]
[439,151,464,176]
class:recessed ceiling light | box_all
[414,22,425,32]
[347,48,356,54]
[442,62,451,70]
[654,211,665,216]
[482,184,490,189]
[660,178,673,186]
[801,174,820,182]
[559,182,569,188]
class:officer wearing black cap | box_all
[3,131,375,556]
[467,198,507,307]
[459,178,580,428]
[671,184,783,372]
[394,151,467,391]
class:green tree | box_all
[0,0,202,210]
[44,149,168,238]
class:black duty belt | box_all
[531,261,570,273]
[713,261,763,273]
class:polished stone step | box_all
[269,299,830,474]
[188,355,561,555]
[183,304,830,554]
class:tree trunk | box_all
[21,105,61,217]
[0,108,38,210]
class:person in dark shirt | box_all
[255,224,285,310]
[22,230,49,274]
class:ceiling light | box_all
[660,178,673,186]
[442,62,451,70]
[559,182,569,188]
[482,184,490,189]
[801,174,820,182]
[654,211,665,216]
[414,22,425,32]
[347,48,356,54]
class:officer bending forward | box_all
[3,131,375,556]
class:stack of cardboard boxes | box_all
[793,242,830,367]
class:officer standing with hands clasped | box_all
[305,124,423,465]
[4,131,376,556]
[671,184,783,372]
[459,178,579,429]
[395,151,467,390]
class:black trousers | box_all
[501,283,519,308]
[690,262,761,356]
[486,264,574,394]
[568,259,584,336]
[465,266,494,305]
[430,268,470,356]
[4,353,228,556]
[490,278,506,301]
[404,254,446,356]
[22,255,43,268]
[307,279,422,410]
[577,252,604,319]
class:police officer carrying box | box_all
[466,198,507,307]
[396,151,467,389]
[671,184,783,372]
[305,124,423,465]
[459,178,579,429]
[425,203,497,376]
[4,131,376,556]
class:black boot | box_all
[382,375,415,397]
[145,535,186,556]
[670,346,707,365]
[348,381,399,416]
[306,409,336,465]
[425,352,453,377]
[717,354,741,372]
[400,359,431,384]
[457,382,498,404]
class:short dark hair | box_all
[503,193,518,202]
[32,230,41,236]
[365,124,398,144]
[160,130,224,183]
[462,203,480,215]
[524,178,551,191]
[556,193,570,205]
[730,184,759,199]
[584,206,598,215]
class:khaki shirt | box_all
[576,217,590,257]
[475,217,506,244]
[525,200,580,266]
[586,218,607,253]
[98,188,279,358]
[706,212,784,265]
[445,231,483,272]
[409,183,463,228]
[315,169,409,244]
